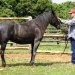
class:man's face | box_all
[71,13,75,17]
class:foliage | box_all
[14,0,52,18]
[0,0,75,19]
[53,1,75,19]
[0,0,52,18]
[0,7,15,17]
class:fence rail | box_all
[43,34,67,38]
[5,34,67,50]
[0,17,32,20]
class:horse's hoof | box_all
[30,61,35,66]
[2,64,6,67]
[30,63,35,67]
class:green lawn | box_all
[0,42,74,75]
[0,57,75,75]
[38,42,71,52]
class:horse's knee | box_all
[1,42,7,51]
[0,49,2,54]
[1,45,5,50]
[0,51,1,54]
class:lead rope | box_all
[62,34,68,54]
[60,28,68,54]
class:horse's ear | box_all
[51,10,55,15]
[51,9,55,16]
[51,5,55,15]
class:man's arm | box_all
[59,18,75,25]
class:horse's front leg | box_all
[30,38,41,65]
[0,42,7,67]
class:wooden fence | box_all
[5,34,67,50]
[0,16,32,20]
[0,17,67,50]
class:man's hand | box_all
[58,18,62,24]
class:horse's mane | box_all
[20,12,51,26]
[20,11,56,28]
[35,11,51,21]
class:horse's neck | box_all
[40,15,50,32]
[35,17,49,33]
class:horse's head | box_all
[50,10,60,29]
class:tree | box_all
[14,0,52,18]
[0,7,15,17]
[0,0,15,17]
[0,0,52,18]
[53,1,75,19]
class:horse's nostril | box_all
[57,25,60,29]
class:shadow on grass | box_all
[6,62,70,67]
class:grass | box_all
[5,49,30,54]
[38,42,71,52]
[0,57,75,75]
[0,42,74,75]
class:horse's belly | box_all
[10,37,34,44]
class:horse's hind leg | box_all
[0,42,7,67]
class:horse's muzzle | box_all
[57,25,61,29]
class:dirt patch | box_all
[5,53,71,62]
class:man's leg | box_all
[70,38,75,64]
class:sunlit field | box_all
[0,57,75,75]
[0,42,73,75]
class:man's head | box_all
[69,9,75,17]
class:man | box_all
[59,9,75,64]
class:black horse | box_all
[0,10,60,67]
